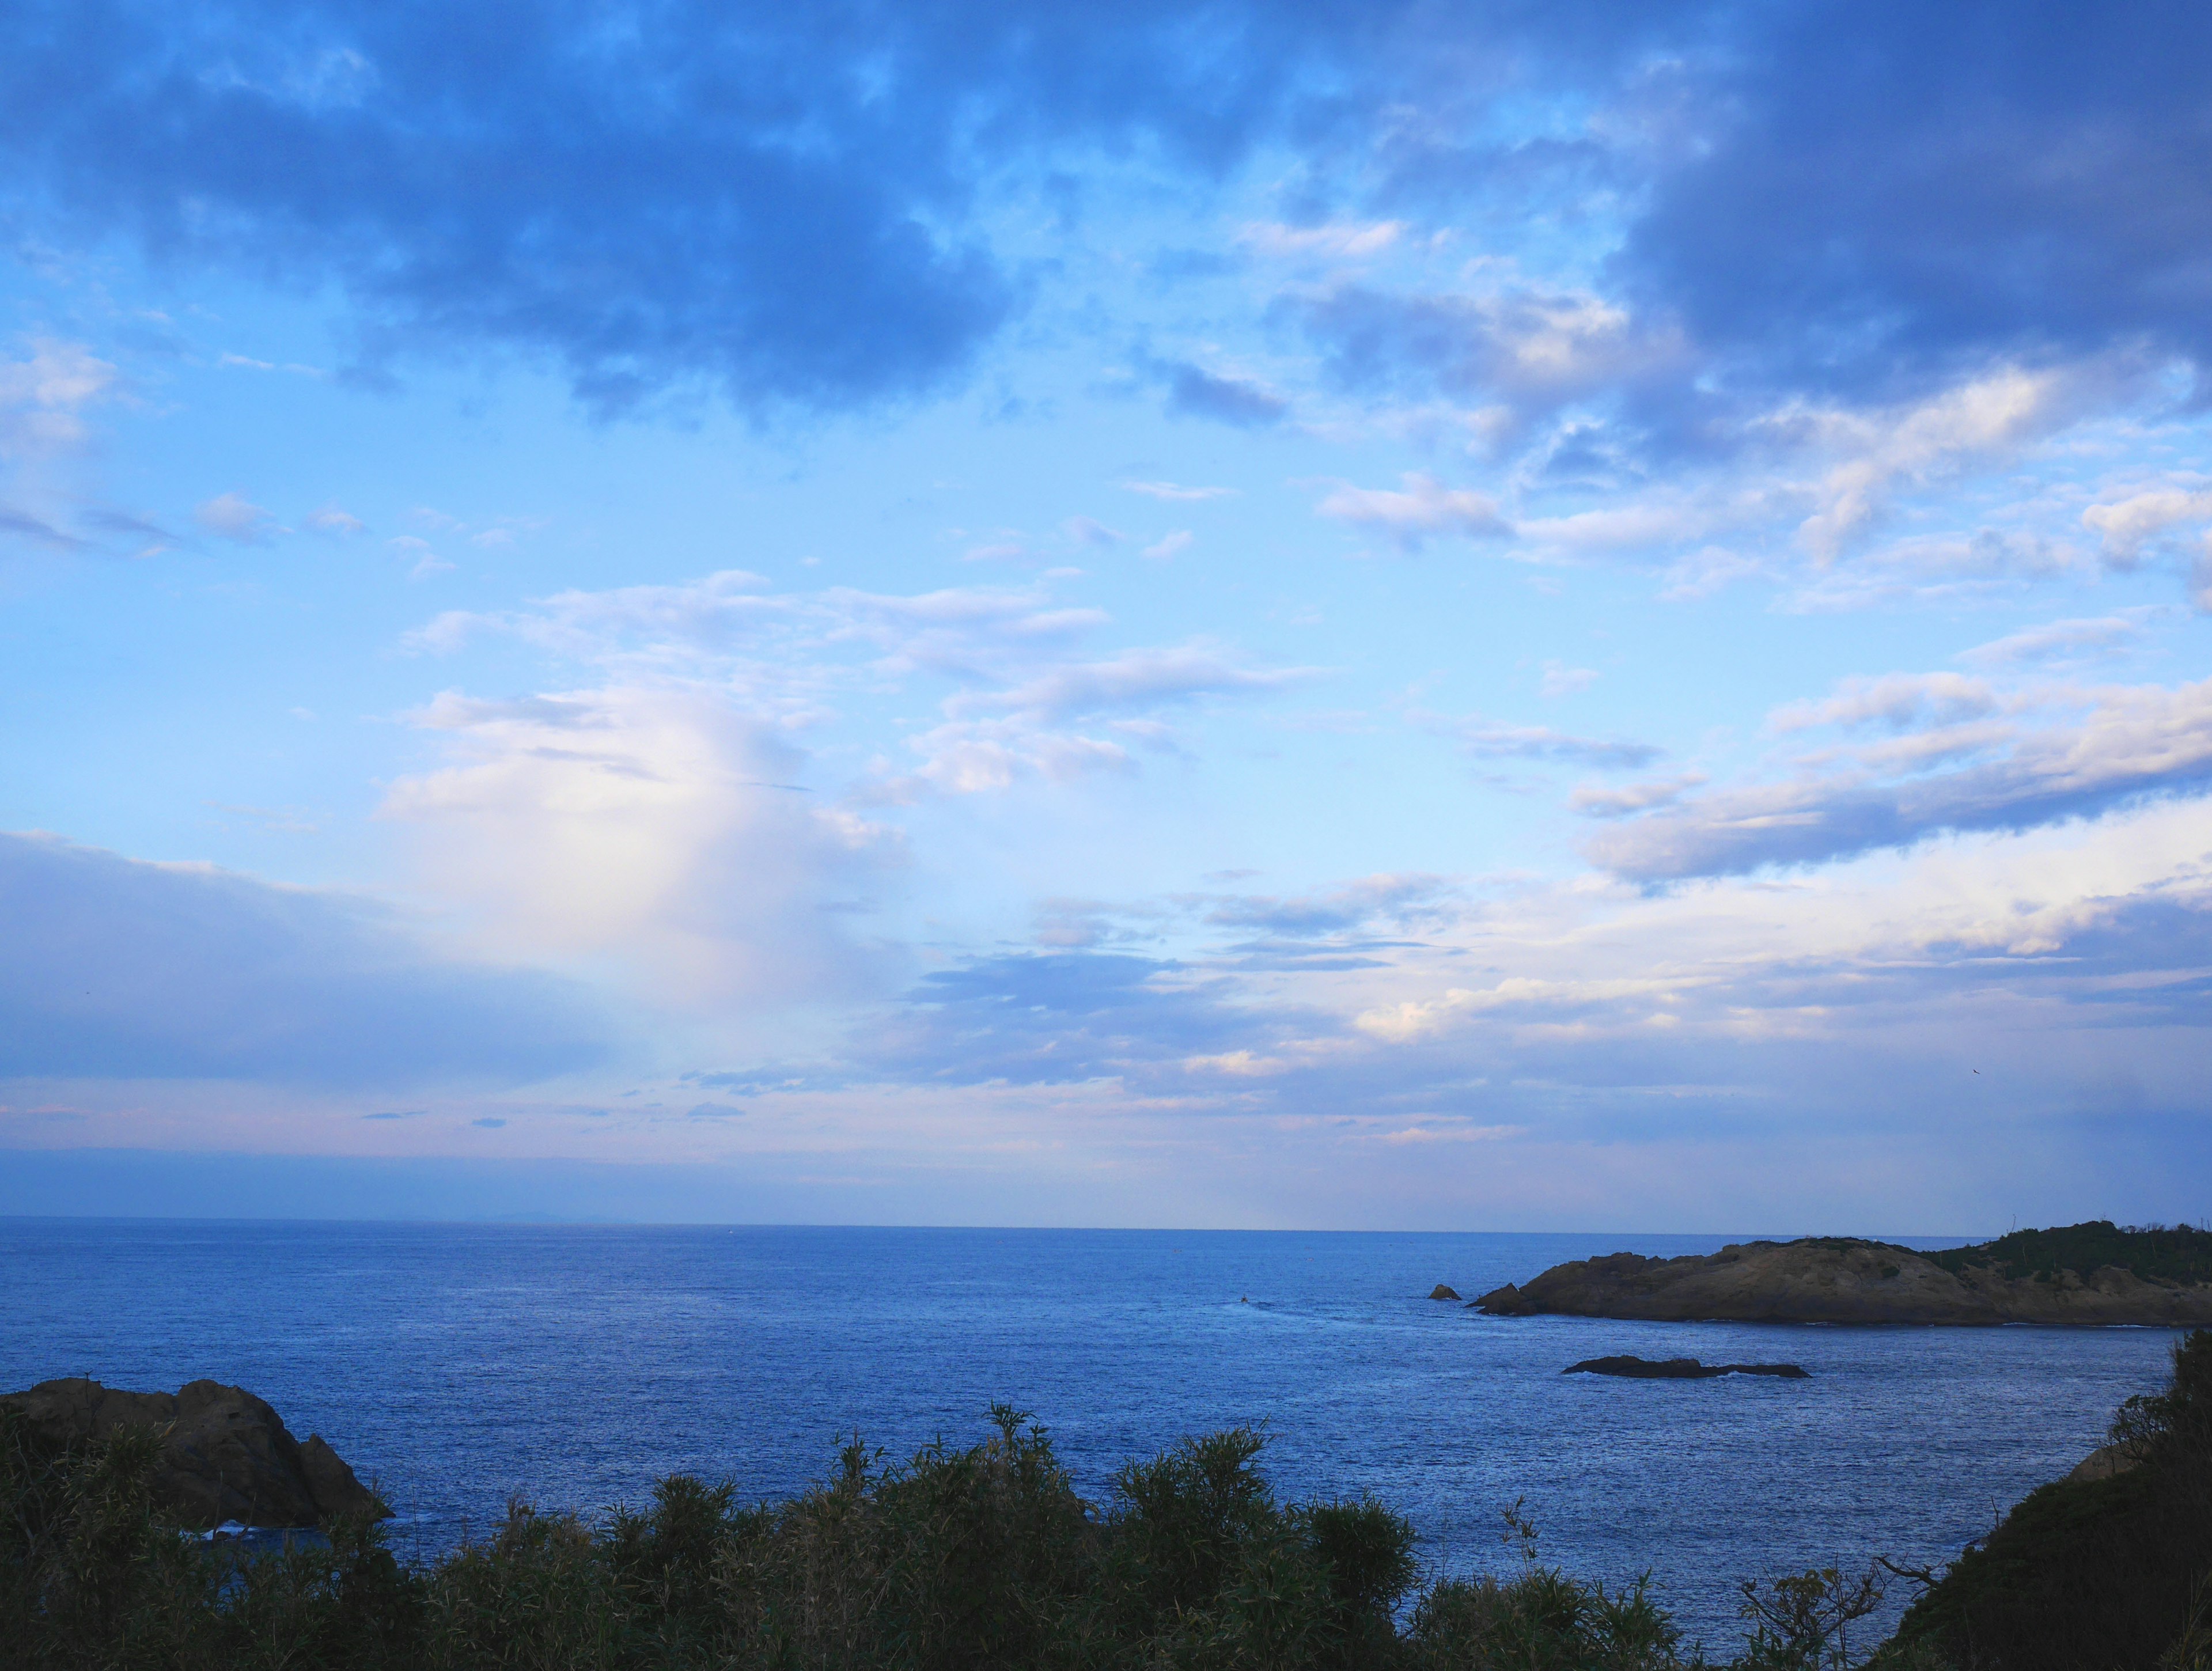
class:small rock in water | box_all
[1429,1284,1461,1301]
[1563,1355,1809,1380]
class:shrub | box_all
[1893,1329,2212,1671]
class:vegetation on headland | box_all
[4,1333,2209,1671]
[1915,1220,2212,1289]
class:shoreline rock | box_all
[1473,1230,2212,1326]
[1563,1355,1809,1379]
[0,1377,385,1529]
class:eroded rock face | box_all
[1473,1239,2212,1325]
[0,1377,384,1529]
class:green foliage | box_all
[1894,1328,2212,1671]
[0,1393,1965,1671]
[1919,1221,2212,1287]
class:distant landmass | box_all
[1472,1221,2212,1325]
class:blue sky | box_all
[3,0,2209,1229]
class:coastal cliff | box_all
[0,1377,384,1529]
[1472,1221,2212,1325]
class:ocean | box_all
[0,1219,2184,1650]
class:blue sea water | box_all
[0,1219,2186,1649]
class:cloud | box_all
[1427,713,1661,770]
[1164,362,1287,427]
[865,950,1304,1089]
[1587,676,2212,881]
[1621,2,2212,398]
[1205,873,1457,938]
[1791,367,2081,559]
[0,2,1467,417]
[0,831,607,1086]
[1240,220,1404,259]
[1141,531,1192,561]
[2083,486,2212,567]
[1120,481,1236,502]
[1301,284,1689,445]
[1570,774,1706,818]
[307,504,366,535]
[1959,615,2151,670]
[411,571,1309,806]
[382,685,892,1005]
[947,644,1308,724]
[1767,673,1999,734]
[1540,661,1599,698]
[195,491,281,543]
[1315,472,1509,551]
[0,338,118,453]
[1062,516,1123,547]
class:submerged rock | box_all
[1563,1355,1809,1380]
[1429,1284,1461,1300]
[0,1377,385,1529]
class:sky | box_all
[2,0,2209,1232]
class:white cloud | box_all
[1315,472,1510,551]
[1120,480,1236,502]
[1540,661,1599,698]
[195,491,281,544]
[1588,675,2212,880]
[307,504,366,535]
[2082,484,2212,566]
[1767,672,2000,734]
[388,532,451,577]
[0,338,118,453]
[1240,220,1404,259]
[381,685,893,1006]
[1570,774,1706,817]
[1959,614,2152,669]
[1793,365,2077,559]
[1142,531,1192,561]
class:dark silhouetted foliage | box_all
[1893,1328,2212,1671]
[1919,1222,2212,1287]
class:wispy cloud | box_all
[1315,473,1510,552]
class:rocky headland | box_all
[1470,1221,2212,1326]
[0,1377,384,1529]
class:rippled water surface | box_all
[0,1220,2183,1647]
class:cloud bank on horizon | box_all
[1,0,2208,1229]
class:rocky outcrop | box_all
[1563,1355,1808,1379]
[2066,1440,2144,1483]
[1428,1284,1461,1301]
[0,1378,385,1529]
[1473,1236,2212,1325]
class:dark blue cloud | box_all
[1623,0,2212,398]
[1298,2,2212,441]
[0,0,1421,415]
[0,832,609,1086]
[866,950,1302,1087]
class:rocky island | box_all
[1563,1355,1809,1379]
[0,1376,384,1529]
[1472,1220,2212,1326]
